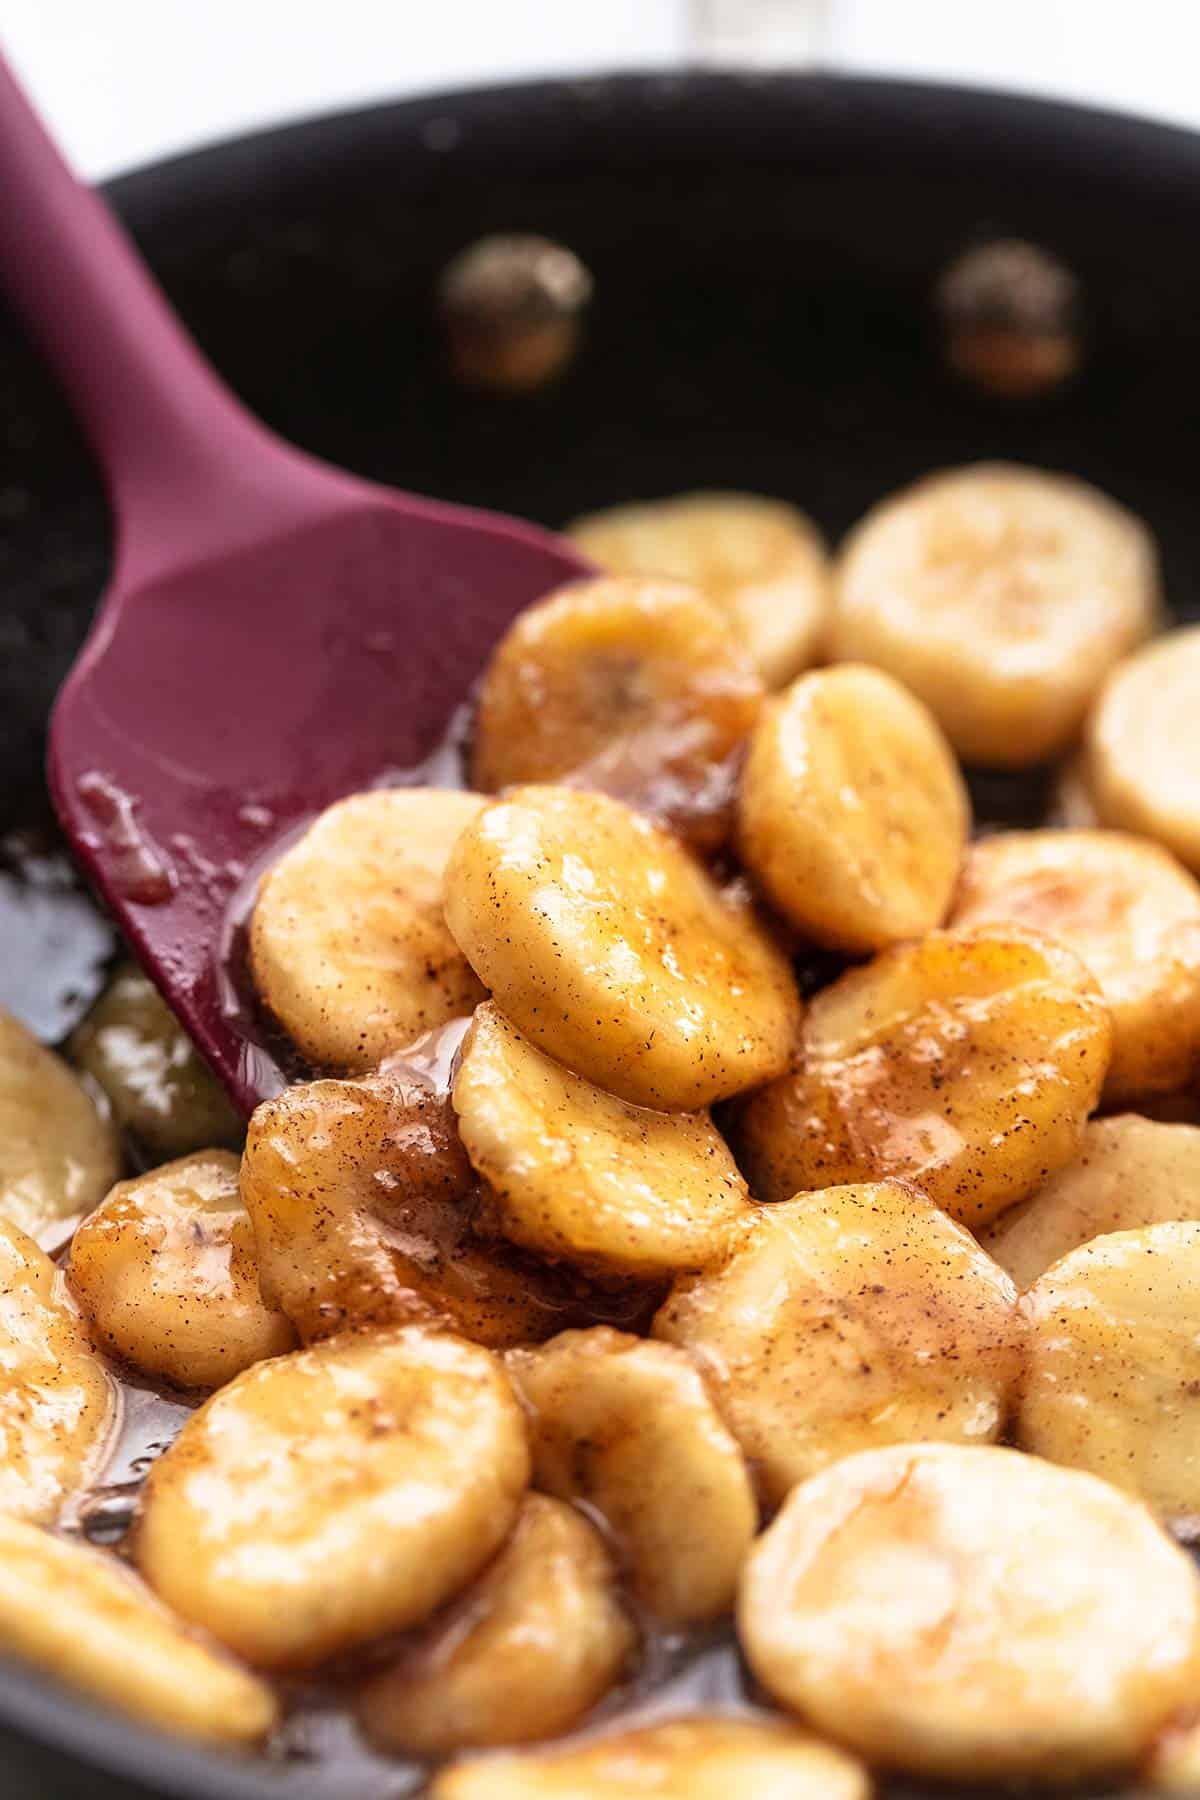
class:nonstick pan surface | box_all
[1,67,1198,1799]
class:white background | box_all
[6,0,1200,179]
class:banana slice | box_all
[1017,1222,1200,1534]
[830,463,1160,765]
[984,1115,1200,1288]
[444,786,802,1109]
[67,1151,296,1390]
[242,1071,596,1348]
[431,1715,870,1800]
[654,1182,1021,1507]
[0,1005,121,1246]
[505,1327,757,1623]
[737,664,969,952]
[951,829,1200,1101]
[567,492,833,689]
[0,1515,276,1746]
[357,1494,634,1754]
[738,928,1110,1227]
[69,964,242,1158]
[1086,626,1200,875]
[133,1324,530,1669]
[1146,1717,1200,1791]
[453,1005,753,1279]
[249,788,486,1072]
[0,1216,114,1523]
[738,1442,1200,1781]
[470,576,763,852]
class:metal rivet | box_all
[935,239,1081,398]
[438,233,593,392]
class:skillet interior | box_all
[1,67,1198,1800]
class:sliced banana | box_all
[830,463,1160,765]
[654,1182,1021,1507]
[249,787,486,1072]
[1145,1717,1200,1791]
[568,491,833,688]
[738,1442,1200,1781]
[1017,1222,1200,1534]
[505,1327,757,1623]
[133,1324,530,1669]
[737,664,969,953]
[0,1515,276,1746]
[242,1071,591,1348]
[984,1115,1200,1288]
[738,928,1111,1227]
[470,576,763,852]
[68,964,242,1158]
[0,1005,121,1246]
[357,1494,634,1754]
[67,1151,295,1390]
[444,786,802,1109]
[0,1216,114,1524]
[951,829,1200,1101]
[453,1005,753,1279]
[1086,625,1200,874]
[431,1715,870,1800]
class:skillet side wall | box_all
[0,68,1196,1800]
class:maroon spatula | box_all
[0,53,589,1115]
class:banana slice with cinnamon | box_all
[830,463,1159,765]
[444,786,802,1110]
[470,576,762,852]
[249,788,486,1072]
[133,1324,530,1669]
[737,663,969,952]
[0,1005,121,1246]
[984,1115,1200,1288]
[1086,625,1200,875]
[67,1151,295,1390]
[357,1495,634,1754]
[506,1327,757,1622]
[453,1005,753,1279]
[432,1716,870,1800]
[0,1216,115,1524]
[568,491,832,687]
[739,1442,1200,1781]
[951,829,1200,1101]
[1017,1221,1200,1534]
[738,927,1111,1227]
[654,1181,1021,1506]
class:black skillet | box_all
[0,67,1196,1800]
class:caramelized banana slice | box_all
[831,463,1160,765]
[737,664,969,952]
[654,1182,1021,1506]
[444,787,802,1109]
[952,829,1200,1101]
[739,1442,1200,1781]
[0,1217,114,1523]
[739,928,1111,1227]
[1017,1222,1200,1533]
[1086,626,1200,874]
[68,964,242,1157]
[568,492,833,688]
[242,1072,593,1348]
[133,1325,530,1669]
[453,1006,753,1279]
[249,788,486,1071]
[0,1005,121,1245]
[506,1328,756,1623]
[470,576,762,852]
[1145,1716,1200,1791]
[985,1116,1200,1287]
[67,1151,295,1390]
[432,1715,870,1800]
[0,1516,276,1746]
[358,1494,633,1754]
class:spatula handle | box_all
[0,50,305,569]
